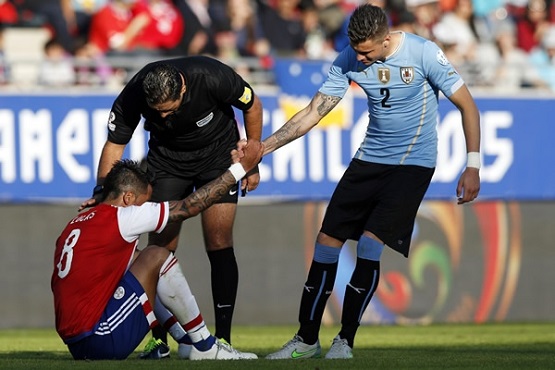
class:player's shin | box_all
[297,243,340,344]
[157,254,215,350]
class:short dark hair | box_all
[103,159,150,201]
[142,64,183,106]
[348,4,389,45]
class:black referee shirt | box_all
[107,56,255,152]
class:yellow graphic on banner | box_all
[279,95,351,129]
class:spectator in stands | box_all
[61,0,109,41]
[529,24,555,90]
[406,0,441,40]
[257,0,307,57]
[38,37,76,86]
[312,0,345,46]
[213,22,240,60]
[73,36,114,86]
[87,0,149,55]
[0,24,11,85]
[225,0,270,58]
[301,0,337,60]
[433,0,498,87]
[516,0,552,53]
[170,0,217,56]
[132,0,184,53]
[16,0,75,53]
[391,9,417,33]
[0,0,19,25]
[470,0,507,43]
[491,18,547,92]
[433,0,478,61]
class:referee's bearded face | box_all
[151,96,183,118]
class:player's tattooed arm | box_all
[263,92,341,155]
[166,139,263,221]
[315,92,342,117]
[167,172,236,222]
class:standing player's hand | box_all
[456,167,480,204]
[238,139,263,171]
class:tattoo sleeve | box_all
[264,92,341,154]
[315,92,341,117]
[166,171,236,222]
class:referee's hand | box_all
[78,197,98,212]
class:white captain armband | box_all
[466,152,481,169]
[228,163,246,182]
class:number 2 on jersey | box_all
[380,88,391,108]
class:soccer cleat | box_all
[265,334,321,359]
[177,343,192,359]
[189,338,258,360]
[138,338,170,359]
[325,335,353,359]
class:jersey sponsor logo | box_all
[196,112,214,127]
[377,68,390,84]
[436,49,450,66]
[238,86,252,104]
[113,286,125,300]
[400,67,414,84]
[108,111,116,131]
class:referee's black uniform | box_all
[107,56,256,200]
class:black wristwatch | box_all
[92,185,104,197]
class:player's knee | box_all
[357,233,385,261]
[205,243,233,252]
[140,245,171,266]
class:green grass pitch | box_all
[1,323,554,369]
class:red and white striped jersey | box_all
[51,202,169,342]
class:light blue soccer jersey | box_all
[319,32,464,168]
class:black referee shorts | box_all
[145,136,239,204]
[320,159,435,257]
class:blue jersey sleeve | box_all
[319,49,353,98]
[421,40,464,98]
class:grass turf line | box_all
[0,323,554,369]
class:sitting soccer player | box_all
[51,139,262,360]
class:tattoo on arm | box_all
[265,92,341,152]
[315,92,341,117]
[167,172,236,222]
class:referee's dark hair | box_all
[143,64,183,106]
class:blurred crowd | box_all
[1,0,555,92]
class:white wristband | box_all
[228,163,246,182]
[466,152,481,169]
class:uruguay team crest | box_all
[400,67,414,84]
[377,68,390,84]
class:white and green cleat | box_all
[189,338,258,360]
[325,335,353,359]
[265,334,321,359]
